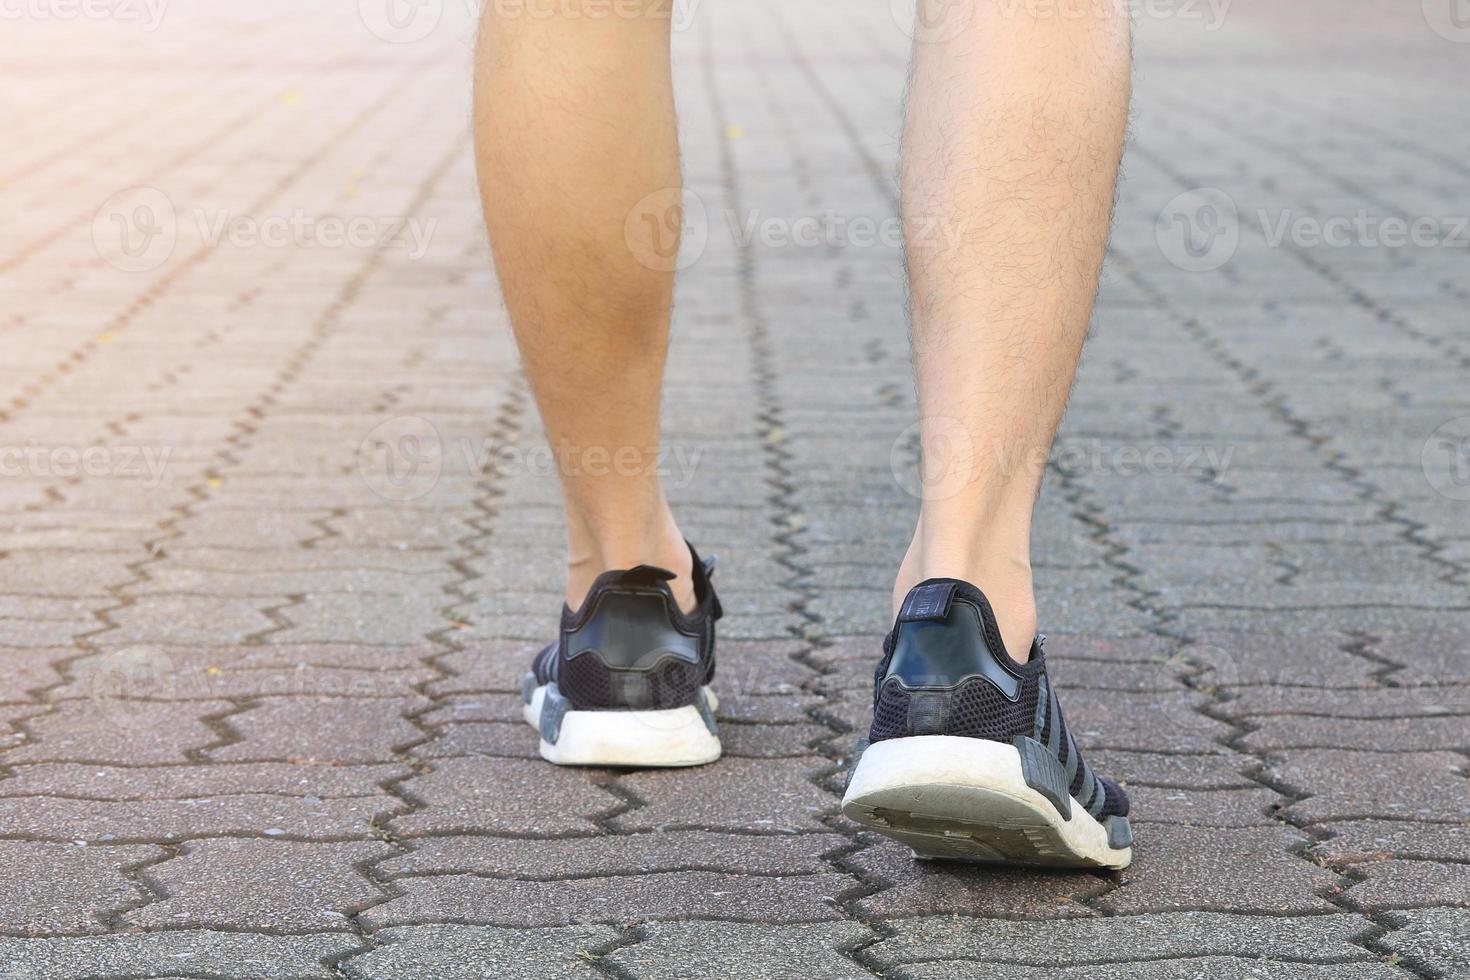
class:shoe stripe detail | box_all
[1044,685,1064,757]
[1077,765,1099,818]
[1064,730,1082,789]
[1033,675,1051,744]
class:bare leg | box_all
[474,2,694,610]
[893,0,1132,657]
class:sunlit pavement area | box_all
[1,0,1468,976]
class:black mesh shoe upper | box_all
[531,543,721,711]
[869,578,1129,821]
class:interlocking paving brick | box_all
[1267,750,1470,825]
[867,911,1375,968]
[1378,907,1470,977]
[849,836,1105,919]
[390,756,621,835]
[1094,826,1340,914]
[1311,820,1470,863]
[885,957,1410,979]
[379,830,846,878]
[1372,632,1470,686]
[341,924,616,980]
[605,921,873,979]
[123,839,394,931]
[1181,631,1375,687]
[1127,786,1281,826]
[207,696,430,764]
[610,757,836,832]
[1241,716,1469,752]
[1344,860,1470,910]
[0,761,407,798]
[1222,686,1470,718]
[0,841,161,934]
[359,870,856,928]
[1061,691,1235,753]
[1086,750,1256,789]
[0,648,69,703]
[0,931,358,978]
[4,700,234,764]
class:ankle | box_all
[894,542,1038,663]
[565,520,695,615]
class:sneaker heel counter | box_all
[885,602,1021,702]
[561,589,706,710]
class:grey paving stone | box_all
[1373,631,1470,686]
[1267,750,1470,825]
[1061,691,1235,753]
[380,830,846,878]
[4,700,234,764]
[1311,820,1470,863]
[341,924,616,980]
[1241,716,1470,752]
[0,931,357,979]
[1086,750,1256,789]
[610,757,836,832]
[849,835,1106,919]
[887,957,1410,980]
[1378,907,1470,977]
[605,921,873,979]
[0,793,391,843]
[123,838,394,931]
[207,696,430,764]
[0,841,161,934]
[1345,860,1470,910]
[359,870,855,928]
[1222,686,1470,719]
[1128,786,1282,826]
[0,761,406,798]
[868,911,1374,968]
[390,756,621,835]
[1094,825,1340,914]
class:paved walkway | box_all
[2,0,1468,976]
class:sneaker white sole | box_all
[841,734,1132,870]
[522,680,722,768]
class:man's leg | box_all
[893,0,1132,658]
[474,1,693,612]
[843,1,1134,869]
[478,3,724,769]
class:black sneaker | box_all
[841,578,1132,869]
[521,543,722,767]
